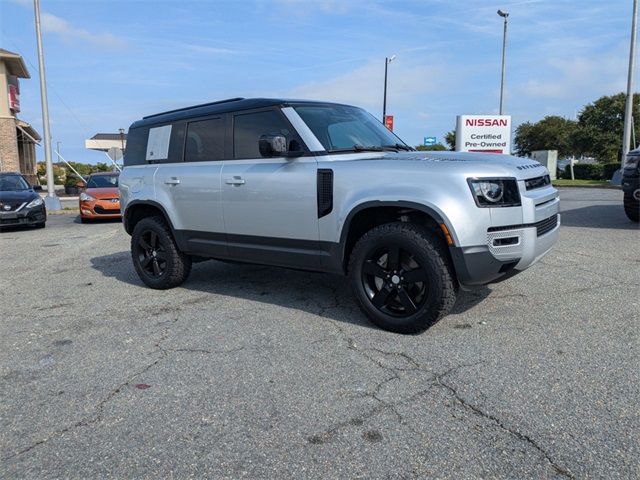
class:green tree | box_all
[415,143,447,151]
[514,116,578,157]
[571,93,640,163]
[444,130,456,151]
[93,162,112,172]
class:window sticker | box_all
[146,125,172,161]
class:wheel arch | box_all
[123,200,176,237]
[337,201,458,274]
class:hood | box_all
[0,189,38,203]
[86,187,120,199]
[343,151,549,180]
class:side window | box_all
[233,110,295,159]
[185,118,224,162]
[123,126,149,166]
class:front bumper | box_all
[0,205,46,227]
[80,199,121,218]
[451,213,560,288]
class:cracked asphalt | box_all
[1,187,638,479]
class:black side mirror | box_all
[259,134,288,157]
[32,185,43,191]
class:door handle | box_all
[164,178,180,185]
[225,177,246,186]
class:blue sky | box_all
[0,0,634,163]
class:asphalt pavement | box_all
[1,187,638,479]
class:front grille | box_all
[536,214,558,236]
[525,174,551,190]
[488,214,558,237]
[94,205,120,215]
[0,202,24,212]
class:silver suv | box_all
[120,98,559,333]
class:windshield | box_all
[0,175,30,192]
[87,175,118,188]
[293,104,412,153]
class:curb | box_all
[553,184,622,190]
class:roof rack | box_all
[143,97,245,119]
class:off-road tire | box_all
[348,222,457,334]
[131,215,192,289]
[623,193,639,222]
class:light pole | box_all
[498,9,509,115]
[34,0,60,210]
[622,0,638,173]
[382,55,396,124]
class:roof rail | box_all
[143,97,245,119]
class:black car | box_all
[622,150,640,222]
[0,172,46,229]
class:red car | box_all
[79,172,121,223]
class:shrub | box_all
[565,163,604,180]
[602,162,621,179]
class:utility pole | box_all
[622,0,638,172]
[34,0,60,210]
[382,55,395,124]
[498,10,509,115]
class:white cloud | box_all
[41,13,126,48]
[289,60,445,111]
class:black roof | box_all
[131,97,349,128]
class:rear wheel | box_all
[623,192,639,222]
[348,222,457,334]
[131,216,191,289]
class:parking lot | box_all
[1,187,638,479]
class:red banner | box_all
[384,115,394,131]
[8,84,20,112]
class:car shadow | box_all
[90,251,490,331]
[73,215,122,224]
[560,204,639,230]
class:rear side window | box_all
[123,126,149,166]
[185,118,224,162]
[233,110,293,159]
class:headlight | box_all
[468,178,521,207]
[80,192,95,201]
[624,154,640,169]
[26,197,43,208]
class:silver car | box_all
[119,98,559,333]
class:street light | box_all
[497,9,509,115]
[382,54,396,124]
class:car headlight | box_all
[80,192,95,201]
[26,197,44,208]
[467,178,521,207]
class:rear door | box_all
[154,117,227,256]
[221,108,321,269]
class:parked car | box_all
[622,149,639,222]
[0,172,46,229]
[119,98,560,333]
[79,172,121,223]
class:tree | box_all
[571,92,640,163]
[514,116,578,157]
[444,130,456,151]
[415,143,447,151]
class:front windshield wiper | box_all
[381,143,414,152]
[330,145,384,153]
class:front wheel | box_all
[131,216,192,289]
[348,222,457,334]
[623,193,639,222]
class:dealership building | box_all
[0,49,40,184]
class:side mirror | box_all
[32,185,43,191]
[76,181,87,189]
[259,134,288,157]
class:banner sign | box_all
[455,115,511,154]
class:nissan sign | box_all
[455,115,511,154]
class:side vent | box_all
[317,169,334,218]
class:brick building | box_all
[0,49,41,184]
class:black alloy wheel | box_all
[137,229,167,278]
[348,222,457,334]
[131,216,192,289]
[362,244,428,317]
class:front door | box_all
[221,109,321,269]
